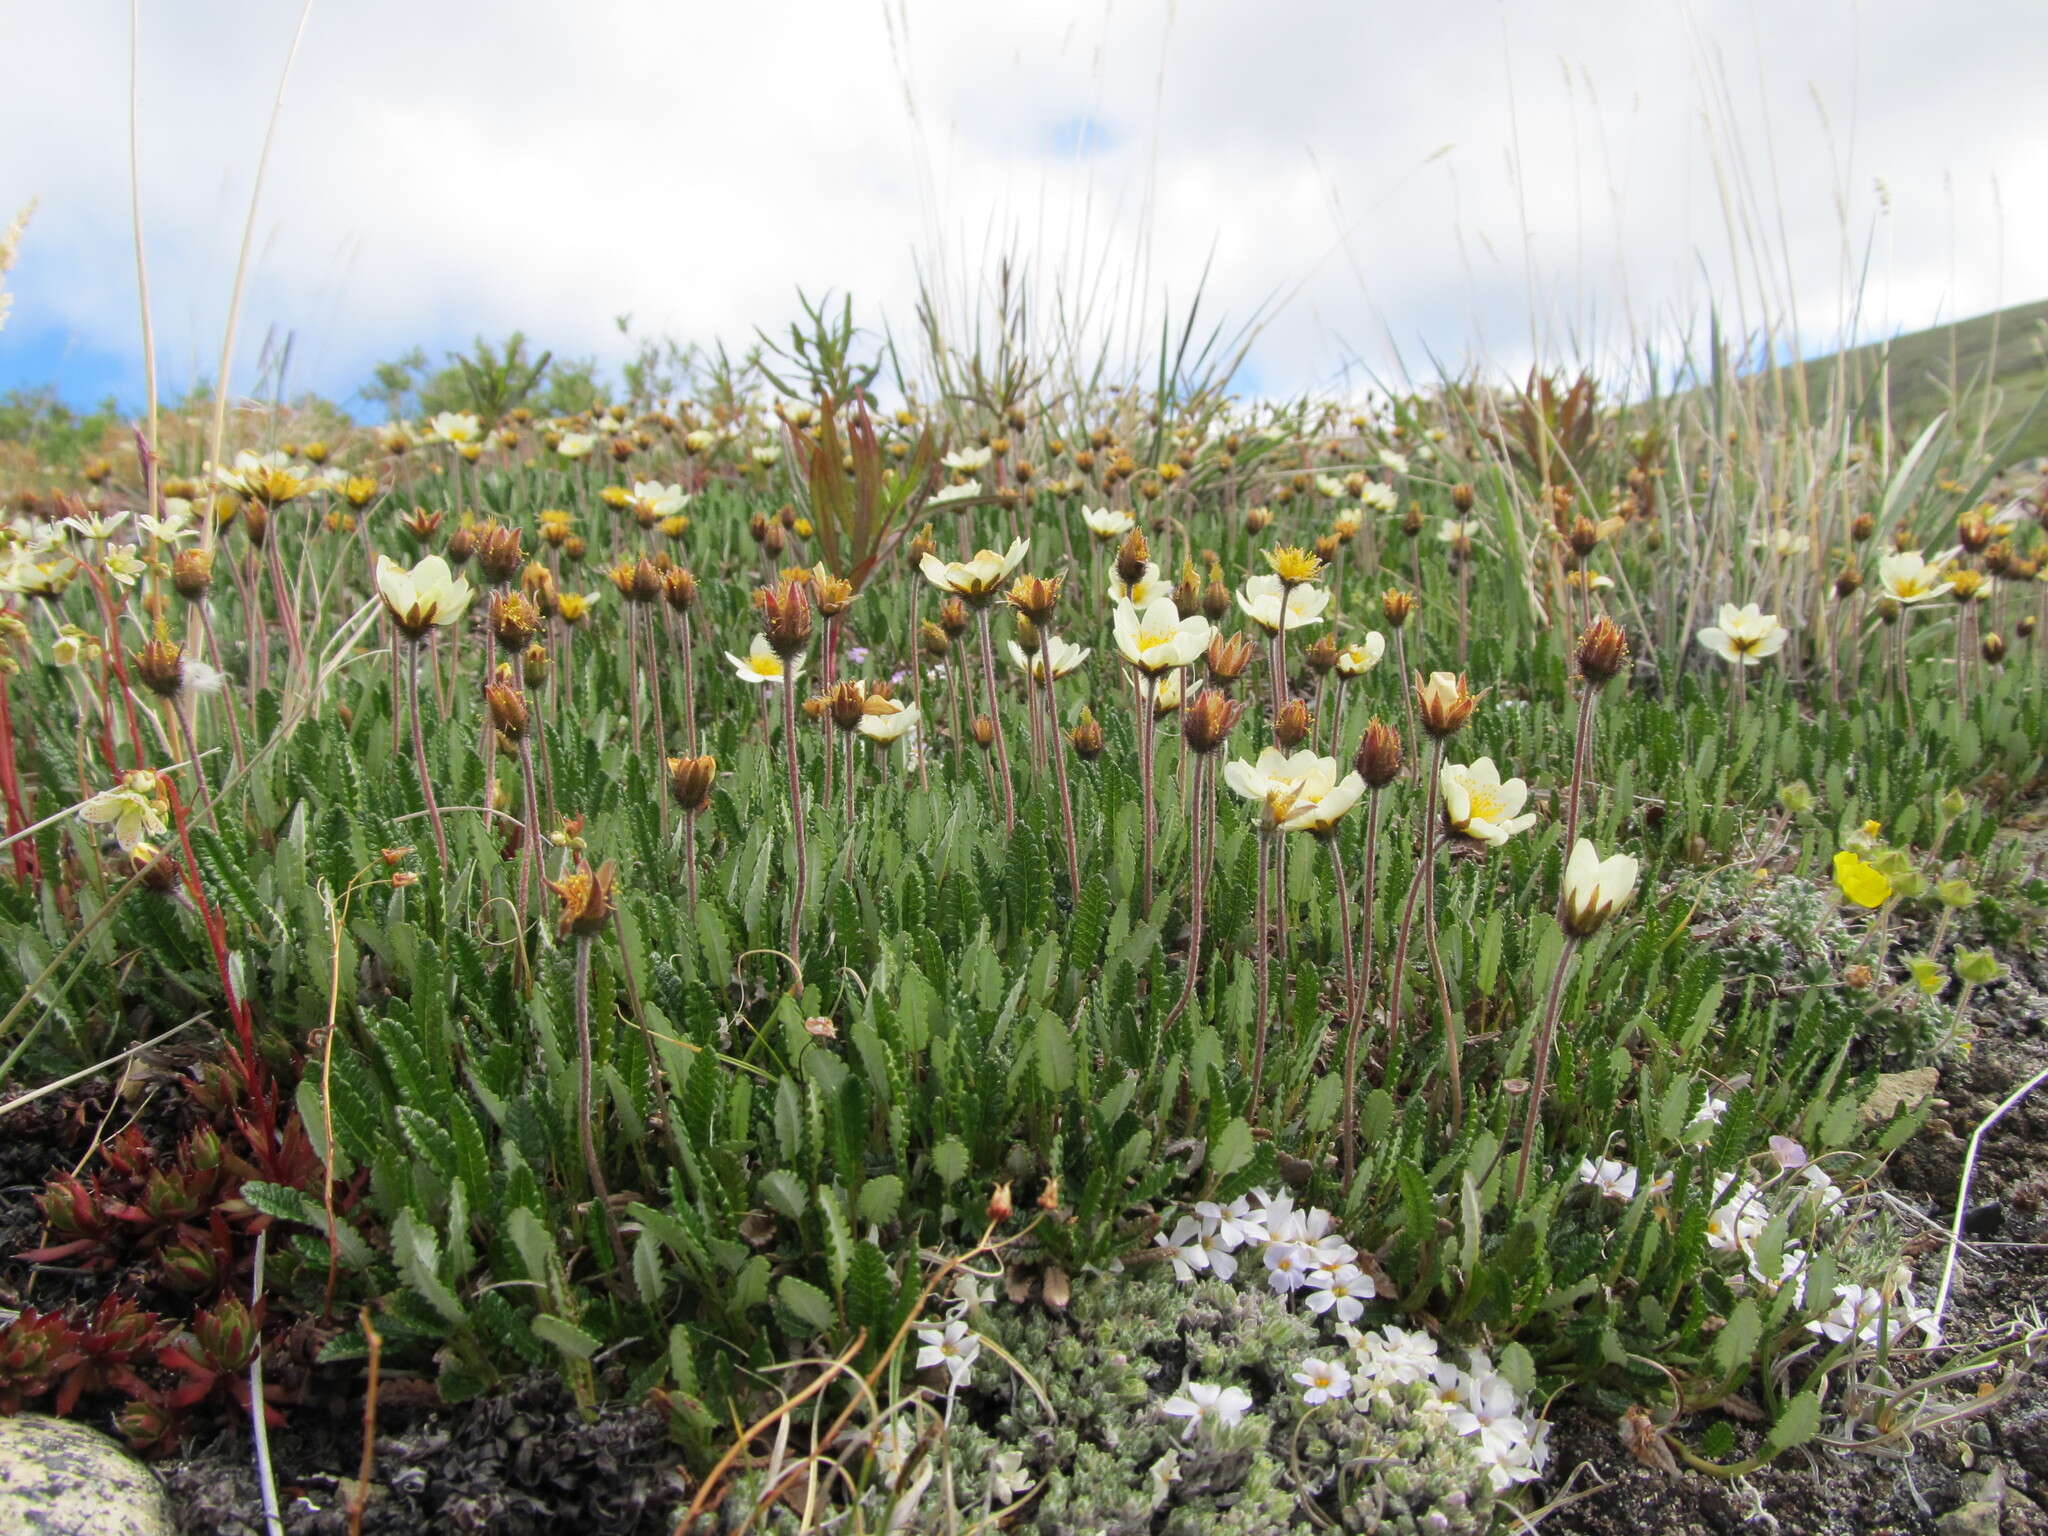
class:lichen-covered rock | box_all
[0,1413,173,1536]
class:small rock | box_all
[0,1413,173,1535]
[1936,1500,2001,1536]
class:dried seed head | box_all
[1450,482,1476,513]
[1849,513,1875,544]
[827,681,868,732]
[813,574,855,617]
[1958,511,1992,552]
[971,715,996,751]
[1304,634,1339,675]
[920,620,950,658]
[547,858,617,938]
[1114,528,1150,586]
[1381,588,1416,628]
[666,753,718,813]
[1243,504,1273,534]
[134,636,185,698]
[937,596,969,637]
[475,523,525,583]
[170,549,214,600]
[489,591,542,652]
[1574,616,1630,686]
[1005,573,1062,621]
[1172,560,1201,614]
[908,523,938,562]
[1354,717,1404,787]
[1274,696,1314,749]
[663,566,699,612]
[484,667,529,740]
[1833,565,1864,599]
[521,562,558,617]
[1313,533,1340,564]
[402,505,444,541]
[1201,565,1232,621]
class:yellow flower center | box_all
[1465,786,1504,823]
[748,655,783,677]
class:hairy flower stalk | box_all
[1009,575,1082,896]
[974,607,1016,832]
[377,555,472,868]
[1515,840,1638,1202]
[757,577,814,980]
[1382,589,1418,765]
[1165,688,1246,1031]
[666,754,717,909]
[1560,617,1628,869]
[552,863,628,1287]
[1342,718,1403,1178]
[919,539,1028,830]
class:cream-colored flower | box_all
[102,548,148,587]
[1750,527,1811,557]
[1334,634,1386,677]
[1108,561,1167,609]
[1222,746,1361,834]
[683,429,717,454]
[1561,838,1639,936]
[942,446,992,473]
[1439,757,1537,847]
[1081,506,1135,541]
[629,480,689,519]
[1235,573,1330,635]
[62,508,130,542]
[429,411,483,445]
[1437,518,1478,544]
[1007,636,1091,680]
[1153,671,1184,714]
[857,697,921,743]
[749,443,781,467]
[725,634,803,684]
[1878,549,1953,604]
[78,770,170,853]
[1114,595,1212,675]
[1359,483,1399,514]
[1695,603,1787,666]
[556,433,597,460]
[376,554,473,638]
[919,538,1030,602]
[928,480,982,508]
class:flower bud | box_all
[522,642,550,689]
[1243,504,1273,534]
[937,596,969,637]
[663,566,699,612]
[1201,565,1232,621]
[1982,631,2006,664]
[920,620,950,658]
[1182,688,1246,755]
[489,591,542,652]
[971,715,996,751]
[755,577,814,658]
[1834,565,1864,599]
[1005,573,1061,621]
[666,754,717,814]
[1304,634,1338,675]
[1354,718,1403,787]
[813,574,855,617]
[475,523,525,583]
[987,1181,1014,1224]
[1069,708,1104,761]
[1450,482,1476,513]
[1381,588,1415,628]
[1415,671,1482,738]
[1274,697,1314,748]
[547,858,617,937]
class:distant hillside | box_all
[1798,297,2048,466]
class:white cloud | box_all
[0,0,2041,411]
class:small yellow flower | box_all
[1831,849,1891,909]
[1264,545,1325,585]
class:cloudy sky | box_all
[1,1,2042,415]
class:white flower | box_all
[1193,1199,1259,1251]
[1878,549,1953,604]
[1448,1356,1552,1490]
[1360,482,1399,514]
[1223,746,1361,834]
[927,479,981,507]
[1107,560,1167,609]
[1378,448,1410,476]
[1705,1175,1767,1255]
[1751,527,1811,557]
[941,446,991,472]
[914,1318,981,1387]
[376,554,474,636]
[63,508,130,542]
[1438,518,1479,543]
[749,443,781,466]
[1161,1380,1253,1440]
[1351,1324,1441,1388]
[103,548,148,587]
[724,635,803,685]
[919,538,1029,601]
[1746,1241,1809,1297]
[1696,602,1788,666]
[1293,1357,1352,1405]
[858,698,921,744]
[1235,573,1330,635]
[988,1449,1033,1504]
[1805,1280,1939,1348]
[1561,838,1639,935]
[1439,758,1537,847]
[137,510,194,544]
[1304,1263,1373,1324]
[429,411,482,445]
[629,480,689,518]
[1155,1216,1211,1284]
[1799,1163,1846,1216]
[556,432,597,459]
[78,771,171,853]
[1687,1096,1729,1135]
[1081,506,1134,540]
[1114,595,1212,675]
[870,1419,917,1489]
[1334,634,1386,677]
[1262,1240,1312,1294]
[1577,1157,1639,1202]
[1008,636,1090,680]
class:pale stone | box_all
[0,1414,173,1536]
